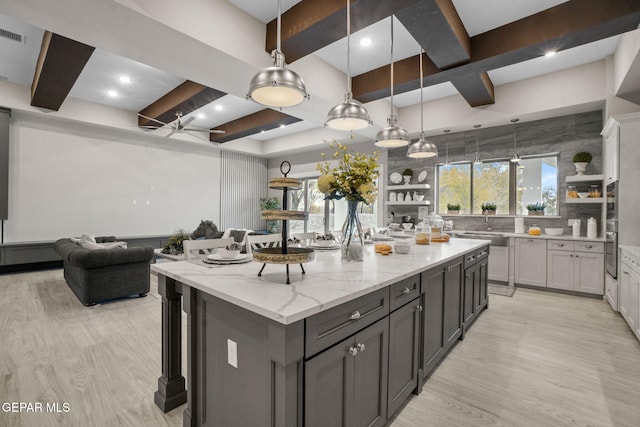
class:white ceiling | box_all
[0,0,632,145]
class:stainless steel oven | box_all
[605,182,618,279]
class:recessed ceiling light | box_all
[261,130,265,133]
[280,124,286,128]
[545,51,556,58]
[214,104,223,111]
[107,90,118,97]
[197,113,205,119]
[119,75,131,84]
[360,37,372,47]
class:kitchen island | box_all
[152,238,490,426]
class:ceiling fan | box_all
[138,111,225,138]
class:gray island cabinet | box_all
[151,239,489,426]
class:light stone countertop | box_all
[620,245,640,258]
[151,238,489,325]
[450,230,605,242]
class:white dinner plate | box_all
[417,170,427,183]
[390,172,402,184]
[203,257,252,265]
[207,253,248,262]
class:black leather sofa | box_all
[54,236,154,306]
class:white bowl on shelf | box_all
[401,223,413,231]
[577,192,590,198]
[545,228,564,236]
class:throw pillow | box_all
[229,230,246,243]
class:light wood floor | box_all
[1,269,639,426]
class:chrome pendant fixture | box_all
[375,17,409,147]
[325,0,371,130]
[407,48,438,158]
[510,118,521,163]
[473,124,482,164]
[247,0,309,108]
[443,129,451,166]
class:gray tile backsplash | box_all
[386,110,603,236]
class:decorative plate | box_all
[207,253,248,262]
[310,243,340,251]
[203,256,252,265]
[390,172,402,184]
[417,170,427,183]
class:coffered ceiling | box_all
[0,0,639,152]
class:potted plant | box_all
[402,168,413,185]
[447,203,461,214]
[526,202,546,216]
[161,229,191,255]
[481,202,497,215]
[573,151,592,175]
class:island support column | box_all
[154,274,187,412]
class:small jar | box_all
[429,213,444,240]
[589,185,601,198]
[415,221,431,245]
[567,185,578,198]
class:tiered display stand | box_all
[253,161,314,284]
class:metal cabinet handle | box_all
[529,239,534,242]
[570,254,573,257]
[575,255,579,258]
[349,310,361,320]
[401,287,411,295]
[585,245,593,249]
[465,274,471,278]
[356,343,366,352]
[348,347,358,356]
[624,271,630,275]
[416,305,423,312]
[558,243,564,247]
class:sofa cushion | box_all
[54,238,153,269]
[80,240,128,250]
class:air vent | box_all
[0,28,23,43]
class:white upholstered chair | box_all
[183,237,234,261]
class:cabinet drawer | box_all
[389,274,420,312]
[547,240,574,251]
[575,241,604,253]
[305,287,389,358]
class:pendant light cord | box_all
[346,0,352,92]
[390,17,395,114]
[419,48,423,133]
[276,0,282,52]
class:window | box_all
[436,154,558,216]
[287,177,379,234]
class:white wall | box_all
[5,113,222,242]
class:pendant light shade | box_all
[375,17,408,148]
[247,0,309,108]
[407,48,437,158]
[326,0,371,130]
[442,129,451,165]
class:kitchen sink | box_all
[454,232,508,246]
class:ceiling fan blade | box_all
[181,116,195,127]
[138,113,170,127]
[166,129,177,138]
[183,127,226,134]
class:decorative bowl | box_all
[414,195,425,201]
[217,248,241,259]
[545,228,564,236]
[577,192,590,198]
[401,223,413,231]
[314,239,335,247]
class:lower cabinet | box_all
[515,238,547,287]
[547,241,604,295]
[488,245,509,282]
[305,318,388,427]
[463,250,489,333]
[421,256,463,380]
[387,298,421,418]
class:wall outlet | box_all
[227,339,237,368]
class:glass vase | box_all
[341,200,364,262]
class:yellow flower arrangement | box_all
[317,142,379,204]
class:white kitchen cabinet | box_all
[547,240,604,295]
[601,120,619,185]
[488,246,509,283]
[514,238,547,287]
[620,249,640,341]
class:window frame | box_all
[435,152,559,216]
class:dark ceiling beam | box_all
[138,81,226,128]
[210,109,302,143]
[266,0,419,63]
[353,0,640,103]
[31,31,95,111]
[395,0,470,69]
[450,72,495,107]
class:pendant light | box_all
[443,129,451,166]
[375,17,409,147]
[473,124,482,164]
[325,0,372,130]
[247,0,309,108]
[407,48,438,158]
[510,118,521,163]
